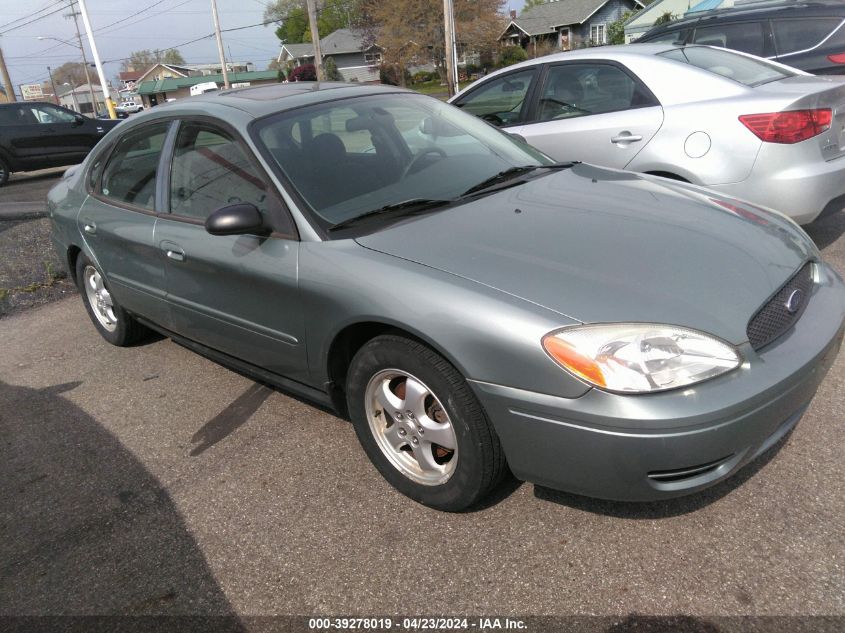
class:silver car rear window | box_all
[658,46,796,86]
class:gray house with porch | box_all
[277,29,382,83]
[501,0,645,52]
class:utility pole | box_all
[443,0,458,97]
[77,0,117,119]
[0,45,15,102]
[66,4,98,117]
[305,0,324,81]
[47,66,59,104]
[211,0,230,88]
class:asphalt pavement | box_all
[0,176,844,627]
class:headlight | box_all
[542,324,741,394]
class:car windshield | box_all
[658,46,796,86]
[252,93,551,229]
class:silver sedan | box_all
[451,44,845,225]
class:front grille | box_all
[747,263,814,350]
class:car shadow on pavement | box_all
[0,378,244,627]
[533,430,793,519]
[805,210,845,251]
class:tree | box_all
[265,0,363,44]
[323,56,343,81]
[289,63,317,81]
[121,48,185,72]
[498,45,527,68]
[523,0,546,9]
[51,61,91,87]
[653,10,675,27]
[363,0,506,87]
[608,10,635,45]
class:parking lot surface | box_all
[1,175,844,623]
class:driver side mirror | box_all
[205,203,269,236]
[72,114,86,127]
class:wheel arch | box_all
[66,244,83,285]
[324,319,470,418]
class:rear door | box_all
[512,61,663,168]
[25,103,95,162]
[155,119,308,381]
[80,120,171,326]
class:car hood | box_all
[356,164,816,345]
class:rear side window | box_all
[659,46,795,86]
[692,21,766,56]
[100,122,169,210]
[537,63,656,122]
[773,18,842,55]
[453,68,537,127]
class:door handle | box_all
[160,240,185,262]
[83,221,97,235]
[611,133,643,144]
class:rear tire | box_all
[0,156,10,186]
[75,253,148,346]
[346,334,506,511]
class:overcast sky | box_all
[1,0,526,97]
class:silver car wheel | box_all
[83,265,118,332]
[365,369,458,486]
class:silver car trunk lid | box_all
[755,75,845,161]
[356,164,815,345]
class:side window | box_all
[537,64,655,122]
[773,18,841,55]
[453,68,537,127]
[642,28,691,44]
[693,21,765,56]
[170,122,292,233]
[100,122,169,210]
[0,107,20,125]
[28,105,78,124]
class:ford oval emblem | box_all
[785,289,804,314]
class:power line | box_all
[0,1,73,36]
[94,0,194,36]
[0,0,63,32]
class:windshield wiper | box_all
[460,162,577,197]
[328,198,453,232]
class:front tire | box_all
[346,335,506,511]
[75,253,147,346]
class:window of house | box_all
[100,122,169,210]
[772,18,842,55]
[590,23,607,45]
[452,68,537,127]
[364,52,382,64]
[169,122,289,232]
[692,21,765,57]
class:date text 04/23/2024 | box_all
[308,618,527,630]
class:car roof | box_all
[151,81,416,119]
[643,0,845,37]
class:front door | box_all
[559,27,570,51]
[515,62,664,169]
[155,120,308,381]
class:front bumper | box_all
[470,263,845,502]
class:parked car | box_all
[0,102,121,186]
[450,44,845,224]
[636,0,845,76]
[49,83,845,511]
[116,101,143,115]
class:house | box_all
[277,28,383,83]
[58,83,105,115]
[500,0,645,52]
[135,70,280,107]
[622,0,734,42]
